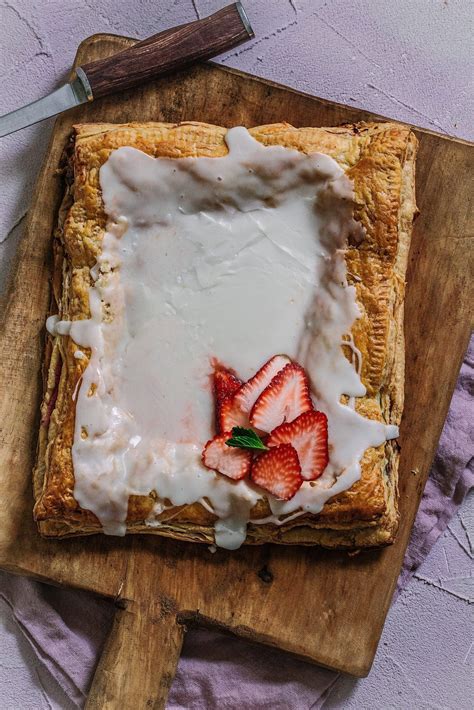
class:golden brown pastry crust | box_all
[33,121,418,548]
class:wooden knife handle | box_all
[77,3,253,100]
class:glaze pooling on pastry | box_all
[35,124,415,546]
[45,128,398,549]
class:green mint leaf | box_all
[225,427,268,451]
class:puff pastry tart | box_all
[33,121,418,549]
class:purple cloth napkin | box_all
[1,337,472,709]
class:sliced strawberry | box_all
[236,355,291,413]
[250,363,313,433]
[214,367,242,404]
[213,367,242,431]
[219,354,290,432]
[202,433,252,481]
[250,443,303,500]
[267,410,328,480]
[219,397,249,432]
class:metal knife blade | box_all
[0,74,91,138]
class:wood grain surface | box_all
[0,34,472,709]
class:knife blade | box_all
[0,2,253,138]
[0,76,91,138]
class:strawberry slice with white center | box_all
[213,367,242,432]
[219,397,249,432]
[202,433,252,481]
[267,410,329,480]
[219,354,290,432]
[250,363,313,433]
[250,443,303,500]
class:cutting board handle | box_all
[85,597,185,709]
[77,3,253,100]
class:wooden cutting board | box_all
[0,34,472,709]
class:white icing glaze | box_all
[48,127,398,549]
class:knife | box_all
[0,2,253,138]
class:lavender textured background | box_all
[0,1,472,708]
